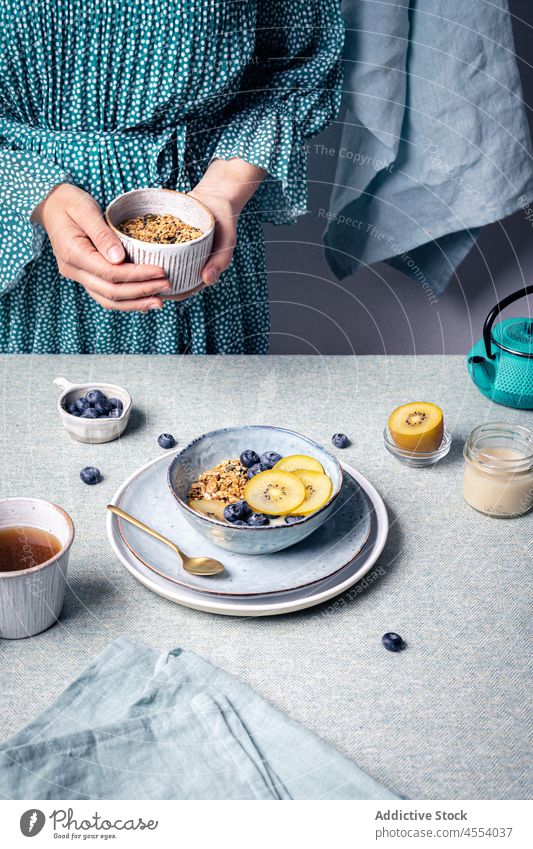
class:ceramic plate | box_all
[114,456,371,596]
[107,453,388,616]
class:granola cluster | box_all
[188,459,248,504]
[118,213,203,244]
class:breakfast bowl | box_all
[105,188,215,296]
[167,425,343,555]
[54,376,132,444]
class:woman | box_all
[0,1,343,354]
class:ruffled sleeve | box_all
[0,144,71,294]
[211,0,344,224]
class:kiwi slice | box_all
[290,470,333,515]
[188,499,226,521]
[388,402,444,453]
[274,454,325,474]
[244,470,306,515]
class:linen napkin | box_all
[325,0,533,295]
[0,637,399,800]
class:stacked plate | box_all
[107,453,388,616]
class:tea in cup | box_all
[0,498,74,639]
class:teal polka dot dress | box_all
[0,1,343,354]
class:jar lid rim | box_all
[465,423,533,471]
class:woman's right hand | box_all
[32,184,172,311]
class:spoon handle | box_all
[107,505,183,557]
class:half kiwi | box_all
[388,402,444,453]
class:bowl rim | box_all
[105,188,215,250]
[57,381,132,425]
[167,425,343,531]
[0,497,75,578]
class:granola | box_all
[188,459,248,504]
[118,213,203,244]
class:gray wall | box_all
[267,0,533,355]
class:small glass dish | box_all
[383,426,452,467]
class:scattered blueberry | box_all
[107,397,123,411]
[81,408,99,418]
[382,632,405,653]
[240,449,260,468]
[74,397,90,414]
[157,433,176,449]
[332,433,350,449]
[80,466,101,485]
[67,402,81,417]
[86,389,105,406]
[260,451,282,469]
[247,513,270,526]
[231,520,249,527]
[224,501,252,522]
[247,463,268,479]
[284,515,304,524]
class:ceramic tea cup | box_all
[0,498,74,639]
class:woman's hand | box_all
[188,158,266,290]
[32,184,172,311]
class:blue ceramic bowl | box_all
[167,426,343,555]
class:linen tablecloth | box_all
[0,355,531,799]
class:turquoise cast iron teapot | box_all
[467,285,533,409]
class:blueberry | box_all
[240,449,260,468]
[241,501,253,518]
[332,433,350,449]
[108,408,122,418]
[224,504,241,523]
[284,515,304,524]
[247,513,270,526]
[224,501,252,522]
[382,632,405,653]
[80,466,101,485]
[247,463,267,479]
[157,433,176,449]
[260,451,282,469]
[81,408,100,418]
[86,389,105,406]
[67,402,81,417]
[94,399,111,416]
[74,397,90,414]
[231,520,249,527]
[107,397,123,411]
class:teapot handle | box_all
[483,284,533,359]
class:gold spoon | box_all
[107,505,225,576]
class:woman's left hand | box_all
[179,157,266,297]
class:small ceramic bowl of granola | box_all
[167,425,343,555]
[105,188,215,296]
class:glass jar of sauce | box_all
[463,423,533,517]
